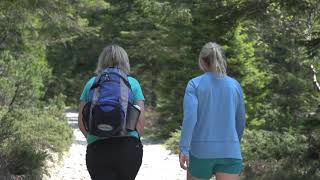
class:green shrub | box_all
[7,107,73,153]
[143,110,177,142]
[0,103,73,178]
[242,129,308,161]
[164,129,181,154]
[242,129,319,180]
[0,106,14,145]
[163,128,320,179]
[6,141,47,178]
[145,118,181,141]
[309,128,320,159]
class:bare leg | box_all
[215,172,240,180]
[187,171,210,180]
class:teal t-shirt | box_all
[80,76,145,144]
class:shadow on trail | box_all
[69,122,79,129]
[68,118,78,122]
[141,138,158,145]
[75,140,87,146]
[65,109,79,130]
[65,108,78,114]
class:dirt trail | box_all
[46,111,185,180]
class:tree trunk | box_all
[311,64,320,92]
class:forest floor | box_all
[45,110,186,180]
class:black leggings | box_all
[86,137,143,180]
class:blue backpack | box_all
[82,68,134,137]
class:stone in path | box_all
[46,111,186,180]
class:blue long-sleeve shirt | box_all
[180,72,246,159]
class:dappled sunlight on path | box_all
[46,111,186,180]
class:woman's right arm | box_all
[179,80,199,170]
[179,80,199,156]
[79,77,95,138]
[78,102,87,138]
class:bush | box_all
[8,107,73,153]
[6,142,47,179]
[0,107,14,145]
[242,129,319,180]
[143,109,178,142]
[163,128,320,179]
[164,129,181,154]
[242,129,308,161]
[146,119,181,142]
[0,103,73,178]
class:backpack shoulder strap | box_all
[90,74,103,90]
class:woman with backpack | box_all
[78,44,145,180]
[179,42,246,180]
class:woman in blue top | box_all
[179,42,246,180]
[78,45,145,180]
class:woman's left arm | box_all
[136,100,145,136]
[236,85,246,142]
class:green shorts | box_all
[189,154,243,179]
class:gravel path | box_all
[46,111,185,180]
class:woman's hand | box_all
[179,153,189,170]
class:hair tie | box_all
[211,43,219,49]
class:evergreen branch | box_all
[8,84,20,107]
[0,33,8,47]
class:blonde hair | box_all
[198,42,227,76]
[95,44,130,74]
